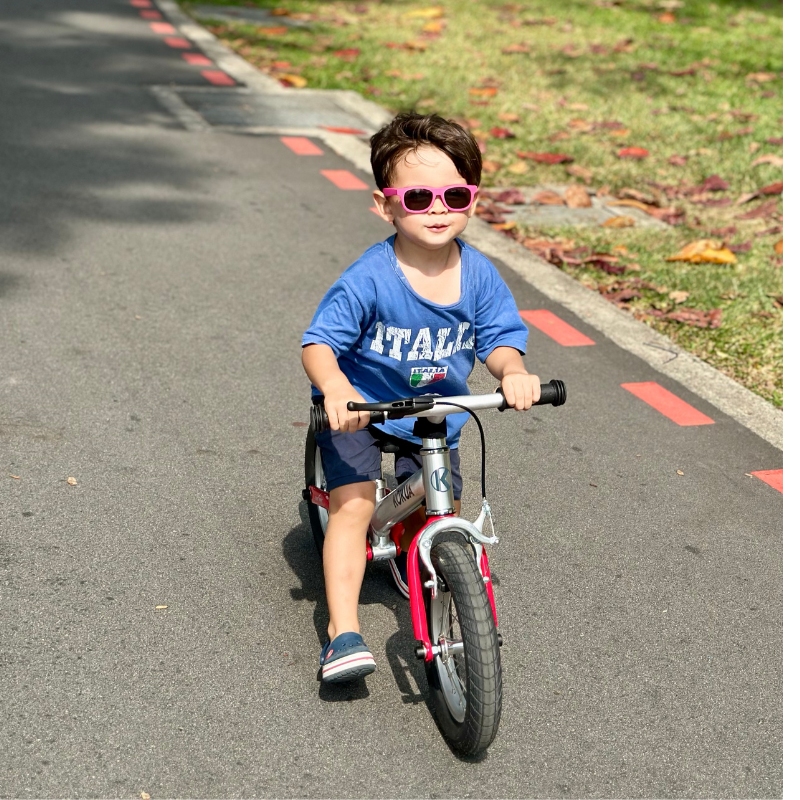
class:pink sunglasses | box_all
[383,184,479,213]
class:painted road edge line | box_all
[622,382,715,426]
[281,137,324,156]
[751,469,783,493]
[321,170,369,190]
[520,309,595,346]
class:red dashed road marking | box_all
[751,469,783,493]
[149,22,176,35]
[131,0,152,7]
[163,37,192,49]
[182,53,213,66]
[519,309,595,347]
[621,382,715,426]
[320,125,366,135]
[140,9,162,19]
[321,170,369,190]
[281,137,324,156]
[201,70,237,86]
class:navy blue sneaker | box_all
[389,552,410,599]
[318,632,376,683]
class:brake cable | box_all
[434,402,488,500]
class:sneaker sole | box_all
[389,559,410,600]
[321,652,376,683]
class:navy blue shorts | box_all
[315,426,462,500]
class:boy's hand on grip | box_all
[324,387,371,433]
[501,372,541,410]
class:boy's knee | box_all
[329,482,376,519]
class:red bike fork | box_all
[407,516,498,662]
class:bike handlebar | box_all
[309,380,566,434]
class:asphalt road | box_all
[1,1,782,797]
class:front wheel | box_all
[304,426,328,558]
[424,538,502,755]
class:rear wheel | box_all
[424,538,502,755]
[304,426,328,558]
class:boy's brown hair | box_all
[370,112,482,190]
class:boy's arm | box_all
[484,346,541,410]
[301,344,371,433]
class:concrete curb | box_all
[153,0,782,452]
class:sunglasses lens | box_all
[404,188,434,211]
[443,186,473,209]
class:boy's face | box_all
[373,145,477,251]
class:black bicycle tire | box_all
[304,425,326,558]
[424,538,502,755]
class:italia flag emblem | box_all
[410,366,448,389]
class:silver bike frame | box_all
[366,394,502,581]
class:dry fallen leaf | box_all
[564,185,592,208]
[565,164,593,182]
[751,154,783,168]
[422,20,444,33]
[155,605,168,610]
[608,199,654,212]
[516,151,574,164]
[9,474,21,480]
[67,477,78,486]
[602,216,636,228]
[506,160,529,174]
[502,43,530,54]
[775,239,783,255]
[274,73,307,88]
[482,160,501,174]
[141,793,151,800]
[669,290,690,303]
[532,190,565,205]
[677,469,684,475]
[745,72,777,83]
[491,221,517,231]
[258,26,289,35]
[490,126,516,139]
[610,128,631,138]
[498,112,521,122]
[403,6,444,19]
[617,147,649,159]
[469,87,497,98]
[666,240,736,264]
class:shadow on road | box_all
[0,0,219,260]
[283,502,430,707]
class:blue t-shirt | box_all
[302,235,528,446]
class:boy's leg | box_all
[323,481,375,641]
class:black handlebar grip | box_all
[309,405,385,433]
[536,379,567,406]
[310,403,329,433]
[496,379,567,410]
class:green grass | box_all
[514,223,783,406]
[183,0,783,406]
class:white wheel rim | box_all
[314,446,328,532]
[430,588,467,723]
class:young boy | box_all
[302,112,540,682]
